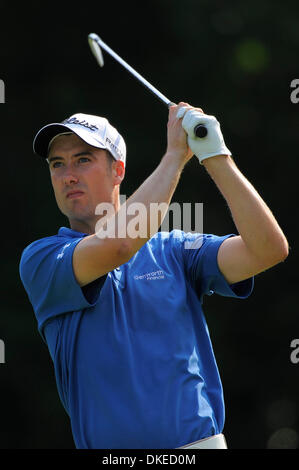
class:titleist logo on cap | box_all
[63,117,98,132]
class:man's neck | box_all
[69,219,95,235]
[69,198,120,235]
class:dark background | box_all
[0,0,298,449]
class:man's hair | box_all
[105,151,123,189]
[105,150,115,169]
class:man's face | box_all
[48,133,121,228]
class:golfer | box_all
[19,102,288,449]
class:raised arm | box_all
[73,103,193,287]
[203,155,289,284]
[178,104,289,284]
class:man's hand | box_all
[176,104,232,164]
[166,102,195,166]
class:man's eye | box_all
[52,158,90,169]
[52,162,63,168]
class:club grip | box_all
[168,102,208,138]
[194,124,208,138]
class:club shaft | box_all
[92,34,172,107]
[89,33,208,138]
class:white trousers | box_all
[178,433,228,449]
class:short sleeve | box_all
[179,231,254,301]
[19,236,101,336]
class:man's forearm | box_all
[202,155,289,262]
[98,151,184,256]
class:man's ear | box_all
[113,161,125,184]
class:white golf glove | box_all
[177,107,232,164]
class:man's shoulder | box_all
[21,234,65,258]
[19,227,82,269]
[19,228,82,288]
[20,227,84,256]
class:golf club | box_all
[88,33,208,138]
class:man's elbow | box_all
[117,237,150,264]
[279,238,289,261]
[117,240,134,263]
[116,240,141,264]
[265,236,289,267]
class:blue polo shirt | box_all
[19,227,253,449]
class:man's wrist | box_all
[201,154,232,170]
[162,150,187,171]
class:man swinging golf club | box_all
[19,100,288,449]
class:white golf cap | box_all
[33,113,126,166]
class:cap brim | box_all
[33,123,106,159]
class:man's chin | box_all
[62,208,94,223]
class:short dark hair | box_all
[105,150,115,167]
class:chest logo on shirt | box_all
[134,270,165,281]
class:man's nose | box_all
[63,167,79,186]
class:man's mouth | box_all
[66,191,85,199]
